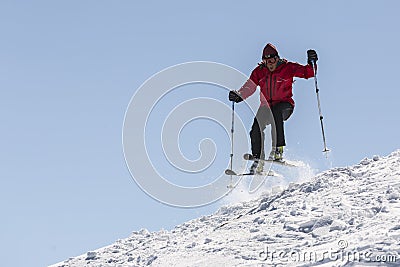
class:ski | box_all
[225,168,279,177]
[243,153,302,167]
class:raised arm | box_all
[292,49,318,79]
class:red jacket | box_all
[238,59,315,107]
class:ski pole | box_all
[229,101,235,184]
[312,61,329,154]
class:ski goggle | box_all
[265,56,278,64]
[263,53,278,60]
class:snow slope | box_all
[50,150,400,266]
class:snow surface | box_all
[50,150,400,267]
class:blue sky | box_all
[1,1,400,266]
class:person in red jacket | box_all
[229,43,318,174]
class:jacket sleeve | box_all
[238,68,258,99]
[291,62,315,79]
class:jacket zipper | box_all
[269,73,273,104]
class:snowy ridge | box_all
[51,150,400,267]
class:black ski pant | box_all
[250,102,294,159]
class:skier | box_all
[229,43,318,174]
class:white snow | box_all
[50,150,400,266]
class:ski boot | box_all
[249,159,265,175]
[268,146,284,161]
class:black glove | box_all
[228,90,243,103]
[307,49,318,65]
